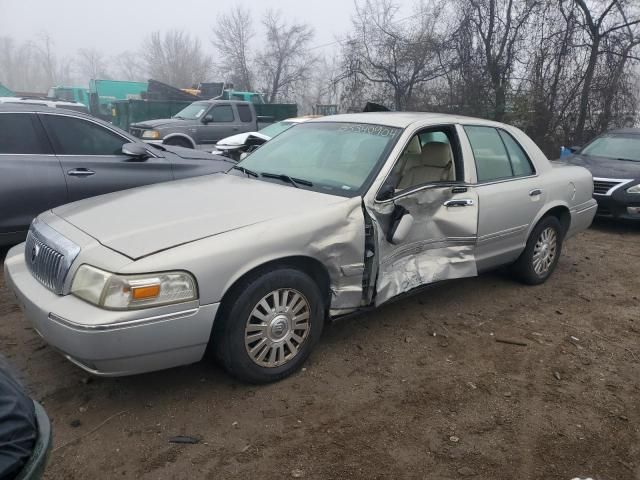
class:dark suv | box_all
[129,100,258,149]
[0,105,232,246]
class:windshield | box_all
[581,134,640,162]
[258,121,295,138]
[174,102,209,120]
[236,122,401,197]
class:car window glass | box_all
[393,128,457,191]
[41,114,126,155]
[465,126,513,181]
[581,134,640,162]
[237,104,253,123]
[239,122,401,196]
[498,130,534,176]
[0,113,49,154]
[211,105,234,122]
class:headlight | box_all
[627,184,640,194]
[141,129,161,140]
[71,265,197,310]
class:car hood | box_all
[52,174,348,260]
[151,143,230,161]
[216,131,270,148]
[563,153,640,178]
[131,118,188,129]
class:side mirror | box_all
[390,213,414,244]
[122,142,148,159]
[568,145,581,153]
[202,114,214,124]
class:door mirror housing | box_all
[122,143,148,158]
[202,114,214,124]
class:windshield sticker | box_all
[195,109,205,118]
[339,124,396,137]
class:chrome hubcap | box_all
[532,227,557,275]
[245,289,310,368]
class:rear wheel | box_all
[164,137,193,149]
[214,268,324,383]
[512,216,563,285]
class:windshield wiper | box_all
[261,173,313,188]
[231,165,260,178]
[173,115,185,119]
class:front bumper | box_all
[4,244,219,376]
[594,192,640,221]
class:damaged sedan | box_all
[5,113,597,383]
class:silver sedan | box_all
[5,113,597,383]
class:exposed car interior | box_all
[392,128,457,192]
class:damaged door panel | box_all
[367,186,479,305]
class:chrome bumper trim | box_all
[48,307,199,331]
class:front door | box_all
[38,113,173,202]
[195,104,240,146]
[366,125,479,305]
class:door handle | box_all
[443,199,474,207]
[67,168,96,177]
[529,188,542,196]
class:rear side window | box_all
[41,114,127,155]
[210,105,234,122]
[0,113,49,154]
[465,126,512,181]
[498,130,534,176]
[237,104,253,123]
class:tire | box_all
[512,215,564,285]
[214,268,324,383]
[164,137,193,149]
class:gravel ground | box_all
[1,218,639,480]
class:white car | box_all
[212,116,318,159]
[0,97,88,114]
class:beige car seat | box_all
[398,141,454,189]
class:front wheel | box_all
[512,216,563,285]
[214,268,324,383]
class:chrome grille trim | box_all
[593,177,633,196]
[25,218,80,295]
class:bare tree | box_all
[465,0,540,122]
[570,0,640,143]
[340,0,448,110]
[212,6,254,91]
[115,50,146,82]
[256,11,317,103]
[142,30,212,88]
[77,48,111,81]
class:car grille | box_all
[24,219,81,295]
[593,178,631,196]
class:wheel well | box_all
[544,206,571,236]
[215,256,332,324]
[163,135,195,148]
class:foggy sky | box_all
[0,0,359,58]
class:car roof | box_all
[0,96,84,107]
[605,128,640,135]
[0,103,93,117]
[308,111,508,128]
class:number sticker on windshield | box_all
[339,124,396,137]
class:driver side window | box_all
[390,126,459,193]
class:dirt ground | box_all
[1,218,639,480]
